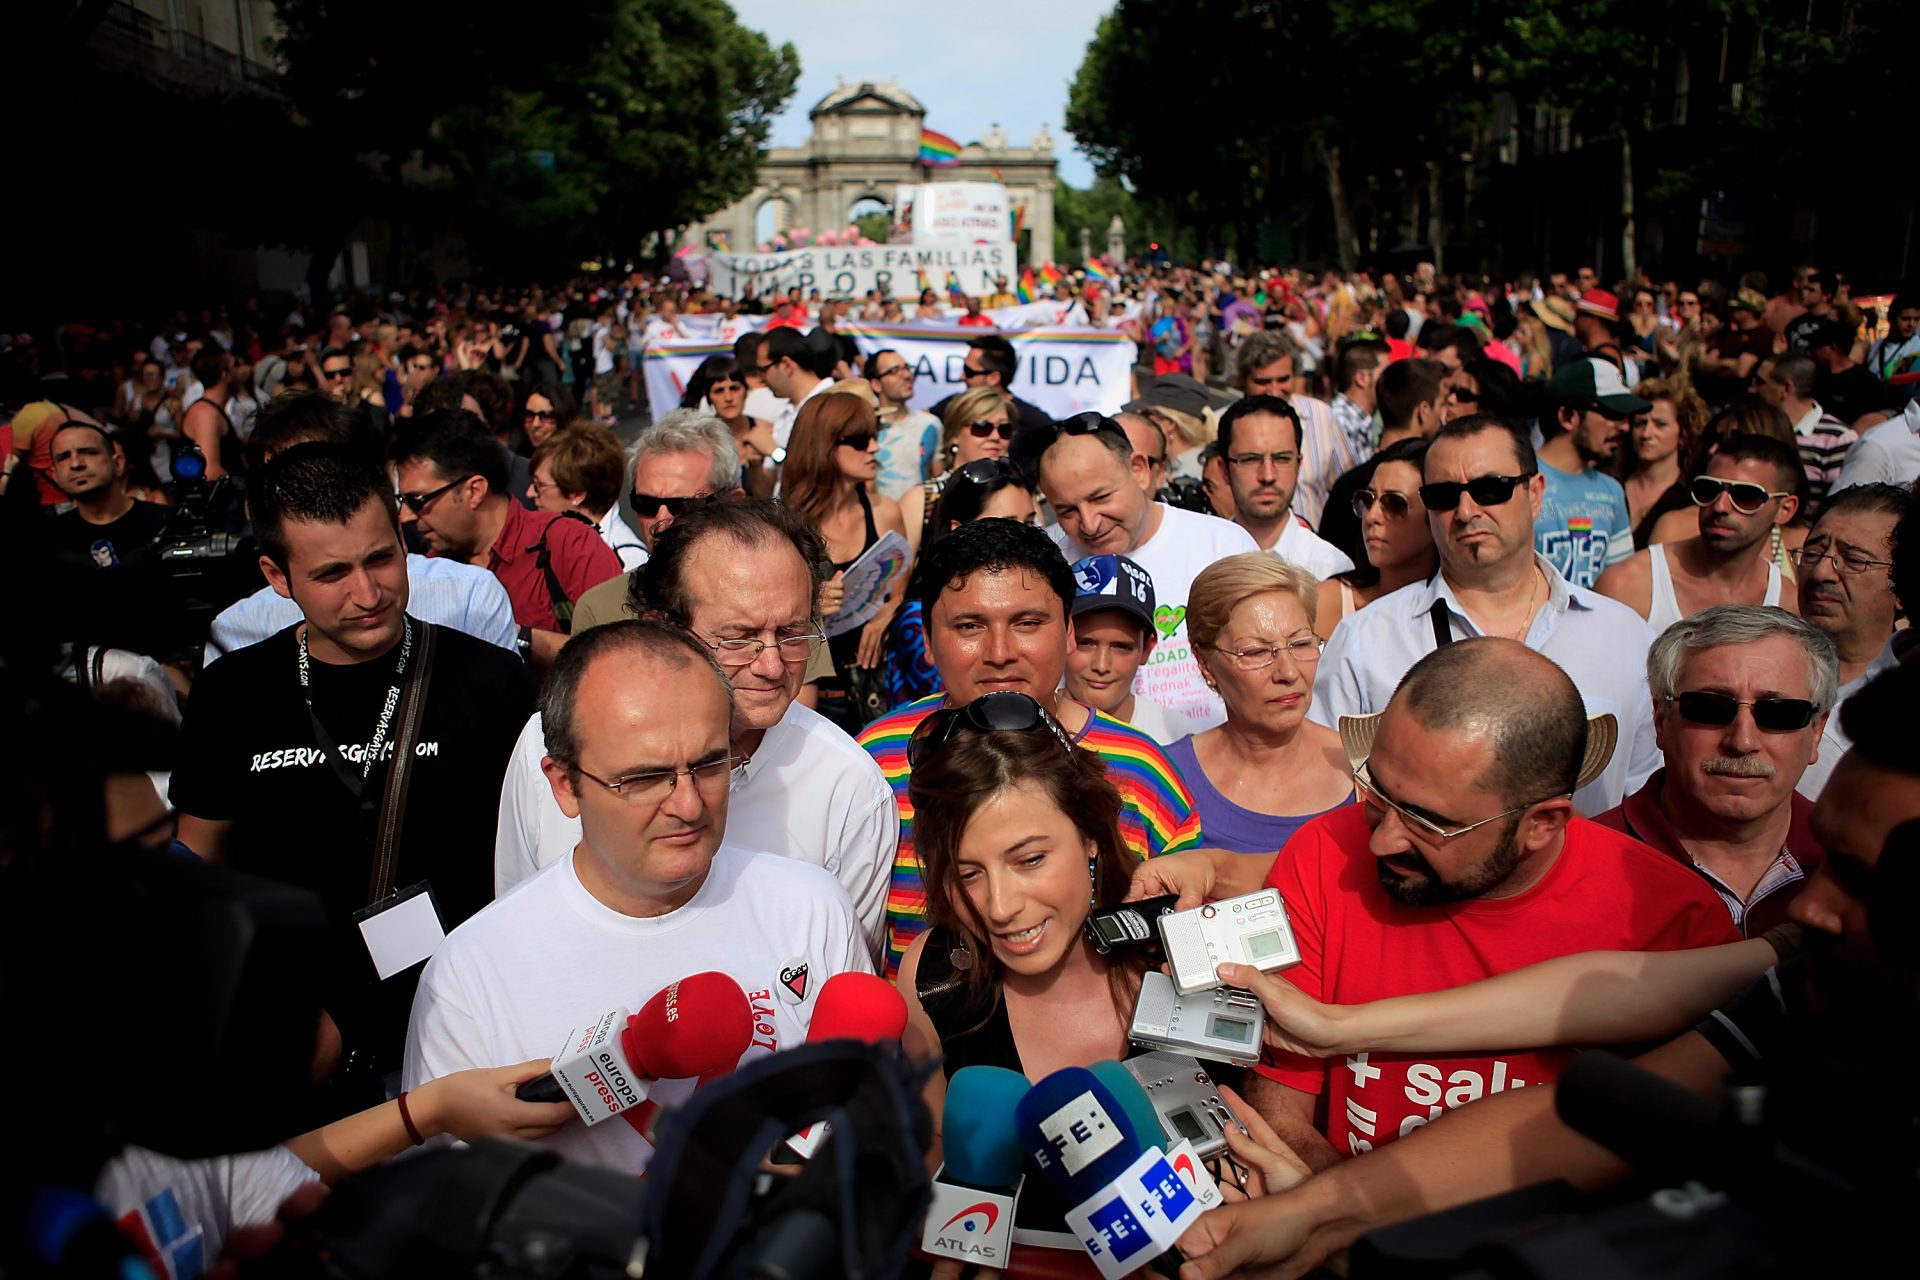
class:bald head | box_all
[1390,639,1587,804]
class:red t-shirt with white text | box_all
[1256,806,1738,1155]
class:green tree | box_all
[1053,177,1140,264]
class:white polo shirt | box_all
[494,701,897,951]
[405,843,869,1175]
[1309,555,1661,815]
[1269,514,1357,580]
[1796,633,1905,801]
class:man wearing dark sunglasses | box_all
[1312,413,1662,815]
[1594,605,1836,935]
[925,334,1052,445]
[391,412,622,669]
[565,410,748,636]
[1595,435,1801,630]
[1534,359,1644,589]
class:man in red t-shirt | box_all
[391,411,621,670]
[1132,638,1737,1168]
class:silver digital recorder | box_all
[1119,1049,1249,1161]
[1157,888,1302,995]
[1128,969,1266,1066]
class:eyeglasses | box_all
[323,367,352,381]
[1446,386,1478,404]
[630,490,718,518]
[572,754,749,805]
[1688,476,1791,515]
[1790,539,1893,575]
[524,408,559,423]
[1663,691,1817,732]
[875,364,914,379]
[966,418,1014,440]
[961,363,991,380]
[1352,489,1413,519]
[1209,634,1321,672]
[1227,450,1299,471]
[907,691,1075,767]
[397,474,473,514]
[1354,760,1557,844]
[409,361,436,373]
[1678,297,1701,308]
[1418,472,1534,512]
[837,431,876,451]
[698,629,825,667]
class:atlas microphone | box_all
[1014,1064,1210,1280]
[783,971,909,1159]
[919,1065,1031,1269]
[514,971,753,1126]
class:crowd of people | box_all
[5,251,1917,1277]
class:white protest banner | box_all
[671,313,768,343]
[707,242,1018,301]
[906,182,1010,241]
[643,324,1136,423]
[840,322,1135,420]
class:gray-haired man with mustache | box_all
[1594,604,1838,935]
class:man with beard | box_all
[1172,658,1920,1280]
[1595,606,1836,935]
[1595,435,1802,628]
[1131,638,1735,1169]
[1536,358,1644,588]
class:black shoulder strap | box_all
[528,513,596,635]
[366,621,437,906]
[1429,596,1454,648]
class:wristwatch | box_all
[516,625,532,661]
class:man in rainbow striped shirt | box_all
[858,519,1203,976]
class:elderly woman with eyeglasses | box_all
[1166,553,1356,856]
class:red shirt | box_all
[958,314,996,327]
[479,501,621,632]
[1255,806,1738,1156]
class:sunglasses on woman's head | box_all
[1688,475,1791,515]
[1417,472,1533,512]
[1352,488,1413,519]
[906,691,1076,767]
[952,458,1023,486]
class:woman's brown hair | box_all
[781,392,876,526]
[908,725,1148,1033]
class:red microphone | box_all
[515,971,753,1130]
[784,971,908,1158]
[618,971,755,1139]
[806,971,908,1045]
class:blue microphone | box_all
[1090,1060,1169,1148]
[1012,1065,1149,1202]
[920,1066,1030,1267]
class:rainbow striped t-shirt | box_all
[857,695,1203,976]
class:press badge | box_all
[354,881,446,980]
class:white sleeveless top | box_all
[1647,543,1784,634]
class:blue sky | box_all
[728,0,1110,188]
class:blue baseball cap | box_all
[1069,554,1156,630]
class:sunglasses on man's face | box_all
[1417,472,1534,512]
[1352,488,1413,519]
[630,490,717,518]
[1688,475,1791,515]
[398,474,473,515]
[1664,691,1817,732]
[323,367,352,381]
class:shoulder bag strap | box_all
[1429,595,1454,649]
[366,620,438,905]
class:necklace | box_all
[1508,566,1542,641]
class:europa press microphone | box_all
[514,971,753,1130]
[919,1065,1031,1270]
[782,971,910,1159]
[1013,1064,1212,1280]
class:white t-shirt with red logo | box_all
[404,842,869,1174]
[1255,806,1737,1156]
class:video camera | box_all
[149,444,257,653]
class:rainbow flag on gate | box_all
[945,270,966,301]
[919,128,961,167]
[1016,268,1036,304]
[1084,259,1113,287]
[1039,262,1062,286]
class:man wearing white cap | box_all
[1535,358,1646,588]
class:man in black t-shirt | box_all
[171,444,533,1092]
[40,417,171,653]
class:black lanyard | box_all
[298,617,413,800]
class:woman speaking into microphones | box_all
[896,692,1269,1277]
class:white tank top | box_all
[1647,543,1784,633]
